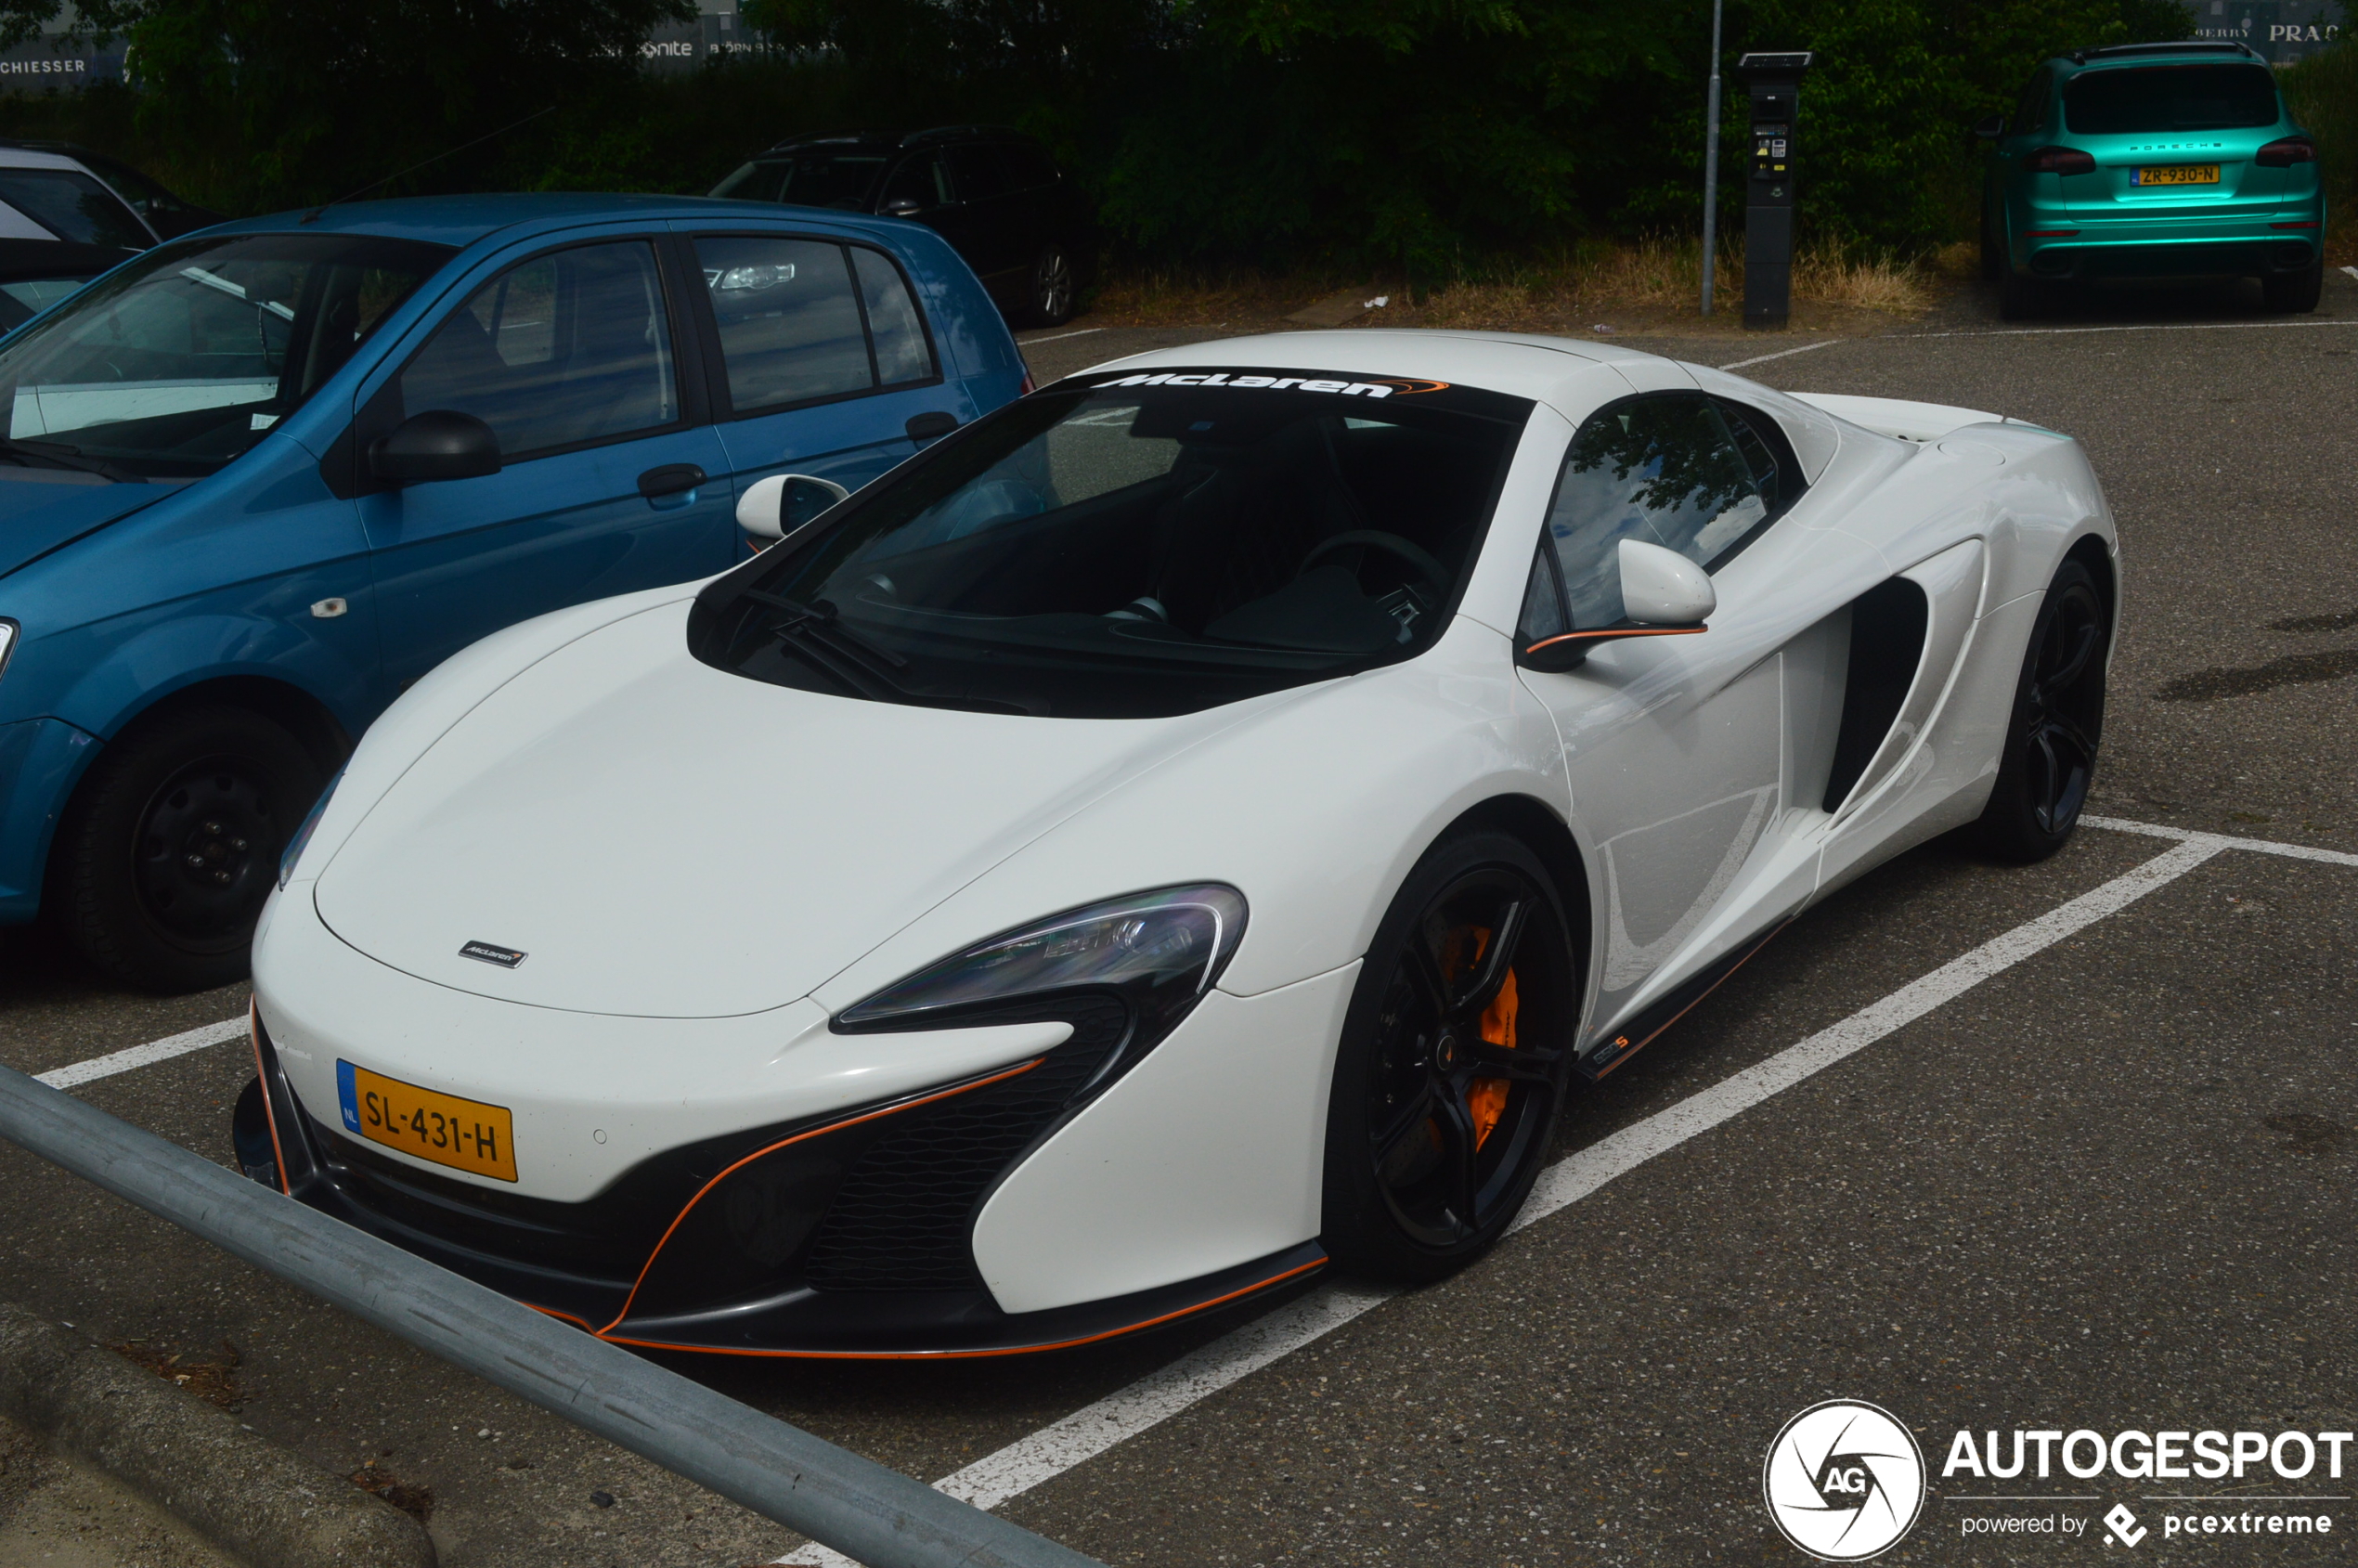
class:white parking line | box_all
[33,1015,246,1089]
[1717,339,1844,371]
[1016,328,1105,346]
[779,830,2234,1562]
[1911,317,2358,341]
[2083,814,2358,869]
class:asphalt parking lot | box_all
[4,269,2354,1567]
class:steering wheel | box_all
[1298,530,1451,597]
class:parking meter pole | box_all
[0,1063,1106,1568]
[1701,0,1725,316]
[1739,51,1813,330]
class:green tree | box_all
[0,0,693,212]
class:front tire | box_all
[2262,257,2323,315]
[52,706,326,992]
[1320,831,1577,1283]
[1971,560,2108,863]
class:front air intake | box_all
[802,998,1130,1290]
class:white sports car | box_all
[242,330,2116,1357]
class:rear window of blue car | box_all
[2064,64,2278,135]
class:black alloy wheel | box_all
[1322,832,1577,1282]
[1972,559,2107,862]
[52,705,328,991]
[1028,245,1076,328]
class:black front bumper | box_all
[244,1014,1325,1357]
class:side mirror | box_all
[737,473,850,541]
[1617,538,1717,626]
[1972,113,2007,141]
[1517,539,1715,673]
[369,409,499,484]
[880,197,924,217]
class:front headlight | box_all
[278,769,343,889]
[0,619,17,683]
[836,884,1248,1057]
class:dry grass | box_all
[1084,270,1324,327]
[1419,239,1937,329]
[1081,239,1944,336]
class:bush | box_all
[0,0,2199,262]
[2280,25,2356,257]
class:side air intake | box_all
[1822,578,1930,813]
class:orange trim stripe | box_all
[1589,919,1790,1081]
[598,1058,1047,1334]
[1524,626,1705,656]
[249,1003,292,1197]
[599,1255,1328,1361]
[523,1302,600,1334]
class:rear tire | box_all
[2262,258,2323,315]
[1320,831,1577,1283]
[1971,560,2108,863]
[1026,245,1077,328]
[52,706,325,992]
[1979,204,2002,283]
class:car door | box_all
[356,235,733,690]
[939,143,1024,300]
[1516,391,1835,1049]
[679,229,974,538]
[878,151,975,270]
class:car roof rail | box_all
[900,124,1027,147]
[2068,40,2263,65]
[761,129,899,152]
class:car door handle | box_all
[637,463,706,499]
[906,411,958,443]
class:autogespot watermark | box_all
[1763,1400,1928,1561]
[1943,1427,2349,1549]
[1764,1405,2352,1557]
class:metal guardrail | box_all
[0,1063,1105,1568]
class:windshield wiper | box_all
[0,437,141,483]
[737,588,1029,714]
[741,590,910,673]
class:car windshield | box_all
[693,371,1531,719]
[2063,64,2279,134]
[0,231,451,478]
[711,151,889,210]
[0,167,151,251]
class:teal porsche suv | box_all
[1976,41,2325,318]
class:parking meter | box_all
[1739,51,1813,330]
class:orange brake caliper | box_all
[1449,927,1519,1149]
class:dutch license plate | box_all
[2133,164,2220,186]
[337,1061,517,1182]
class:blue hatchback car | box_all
[0,193,1025,990]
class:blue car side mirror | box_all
[369,409,501,485]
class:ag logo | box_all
[1762,1399,1926,1561]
